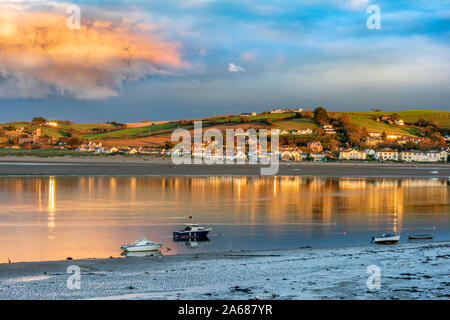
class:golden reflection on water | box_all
[0,176,448,262]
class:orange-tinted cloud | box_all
[0,2,186,99]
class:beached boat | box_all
[120,238,162,252]
[371,233,400,244]
[173,223,212,240]
[408,234,433,240]
[121,250,162,257]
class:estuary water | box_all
[0,176,449,263]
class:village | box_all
[1,109,449,164]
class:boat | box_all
[121,250,162,257]
[371,233,400,244]
[120,238,162,252]
[173,223,212,240]
[408,234,433,240]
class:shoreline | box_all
[1,242,449,299]
[0,156,449,177]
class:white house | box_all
[339,149,367,160]
[399,150,447,163]
[375,148,399,161]
[310,153,327,162]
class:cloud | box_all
[0,1,187,100]
[228,62,245,72]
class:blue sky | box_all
[0,0,449,122]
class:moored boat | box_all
[371,233,400,244]
[408,234,433,240]
[120,238,163,252]
[173,223,212,240]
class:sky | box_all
[0,0,449,122]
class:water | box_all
[0,176,449,263]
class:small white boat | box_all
[120,238,162,252]
[121,250,162,257]
[371,233,400,244]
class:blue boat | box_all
[173,223,212,240]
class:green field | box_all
[274,118,318,131]
[2,110,449,143]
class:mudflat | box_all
[0,242,449,299]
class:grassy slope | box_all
[274,118,318,131]
[2,110,449,143]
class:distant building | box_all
[364,138,384,146]
[386,134,401,140]
[310,153,327,162]
[368,132,382,138]
[399,150,447,163]
[322,124,336,135]
[339,149,367,160]
[293,128,313,135]
[375,148,399,161]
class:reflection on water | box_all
[0,176,449,263]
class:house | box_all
[364,149,376,156]
[322,124,336,135]
[108,147,119,154]
[240,112,256,117]
[270,109,284,114]
[368,132,382,138]
[293,128,313,135]
[399,150,447,163]
[310,153,327,162]
[339,149,367,160]
[375,116,390,122]
[386,134,401,140]
[364,138,383,146]
[375,148,399,161]
[394,119,405,126]
[280,130,290,135]
[307,141,323,153]
[281,150,294,161]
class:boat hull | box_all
[372,236,400,244]
[121,245,162,252]
[173,230,210,240]
[408,234,433,240]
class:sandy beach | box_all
[0,156,449,177]
[0,242,448,300]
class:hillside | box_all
[1,110,449,148]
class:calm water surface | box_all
[0,176,449,263]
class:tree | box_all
[338,114,351,126]
[427,119,439,129]
[163,140,175,149]
[239,116,248,123]
[390,113,400,121]
[313,107,329,124]
[416,118,427,127]
[67,137,81,148]
[302,110,313,118]
[32,117,46,126]
[381,131,387,140]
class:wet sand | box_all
[0,242,449,300]
[0,156,449,177]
